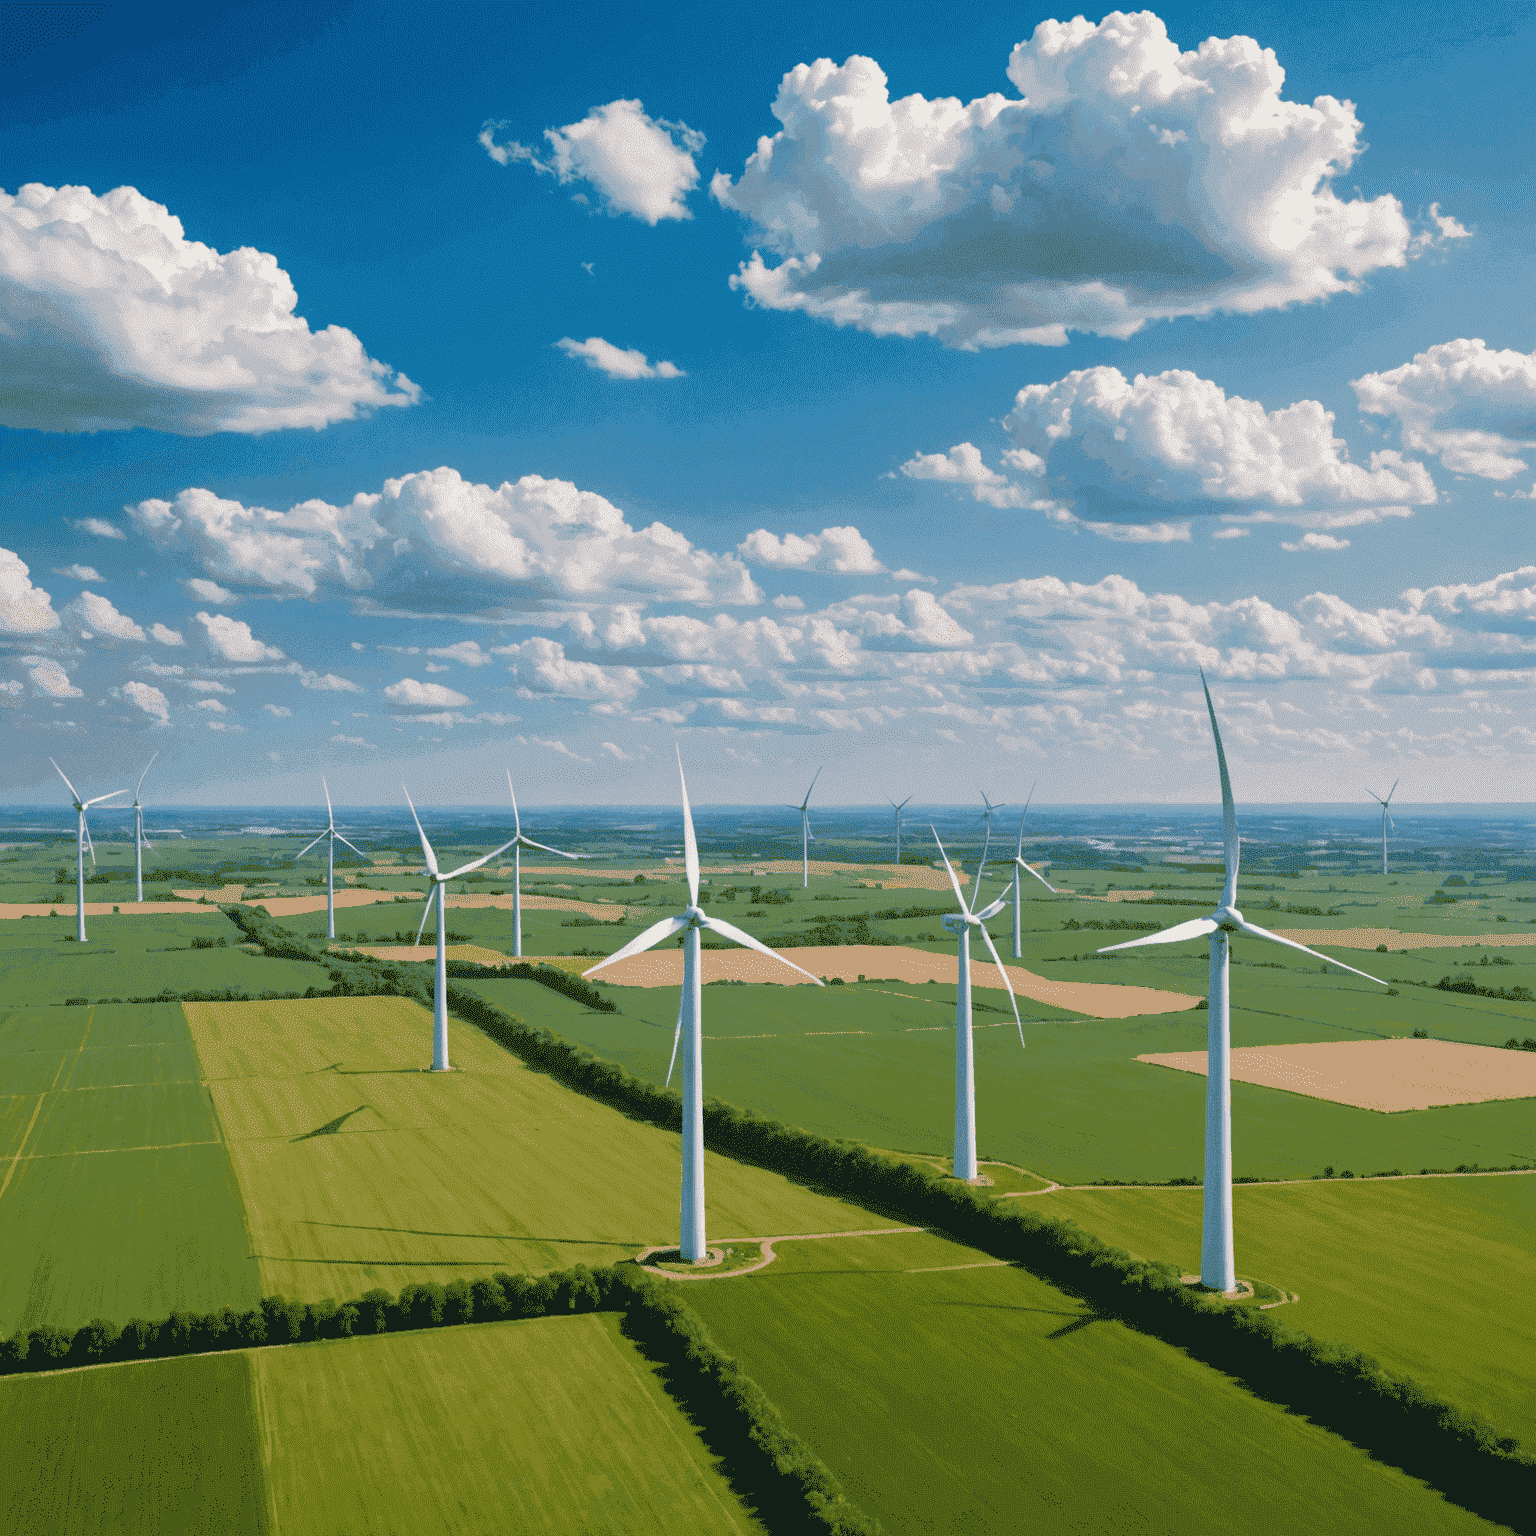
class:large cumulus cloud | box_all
[712,13,1423,348]
[0,549,60,634]
[1,183,420,434]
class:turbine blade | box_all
[83,819,97,865]
[414,887,437,946]
[1231,918,1388,986]
[517,837,580,860]
[506,769,521,841]
[898,794,913,810]
[1200,671,1240,901]
[1386,777,1399,807]
[1015,785,1036,858]
[442,836,521,882]
[931,827,971,916]
[50,758,80,804]
[800,765,822,810]
[975,884,1012,922]
[323,776,334,829]
[664,996,685,1087]
[1098,916,1219,953]
[582,913,691,976]
[1015,857,1058,895]
[976,921,1024,1048]
[84,789,128,808]
[296,832,326,858]
[677,746,700,907]
[134,752,158,803]
[334,834,367,859]
[401,784,439,877]
[700,915,826,985]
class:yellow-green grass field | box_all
[1040,1173,1536,1446]
[683,1230,1509,1535]
[185,995,891,1305]
[0,1349,269,1536]
[0,1003,260,1337]
[256,1315,764,1535]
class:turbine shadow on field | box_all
[291,1105,369,1140]
[301,1220,643,1247]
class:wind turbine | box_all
[130,753,157,903]
[792,767,822,887]
[1010,784,1059,959]
[933,829,1022,1182]
[404,787,519,1072]
[1096,675,1387,1292]
[886,794,913,864]
[49,760,126,943]
[505,771,581,958]
[1366,779,1399,877]
[586,750,823,1261]
[297,778,368,940]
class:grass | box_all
[255,1314,765,1535]
[183,994,891,1304]
[1040,1173,1536,1446]
[682,1230,1507,1535]
[0,1349,270,1535]
[0,1003,260,1338]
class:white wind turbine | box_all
[933,829,1023,1182]
[791,768,822,887]
[504,771,581,958]
[50,759,127,943]
[1097,675,1387,1292]
[1010,783,1059,959]
[130,753,158,904]
[1366,779,1399,877]
[886,793,913,864]
[404,787,519,1072]
[586,750,823,1261]
[297,778,368,941]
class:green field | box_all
[0,1349,270,1536]
[0,1002,260,1337]
[185,995,891,1303]
[682,1230,1507,1535]
[256,1315,765,1535]
[1040,1173,1536,1446]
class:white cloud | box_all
[898,443,1025,508]
[70,517,125,540]
[194,697,228,712]
[1,183,420,434]
[503,636,644,703]
[426,641,494,668]
[63,590,143,641]
[116,679,169,724]
[195,611,284,662]
[555,336,684,379]
[131,468,761,612]
[23,656,82,697]
[773,594,805,610]
[738,525,884,574]
[522,734,590,762]
[1353,338,1536,480]
[0,549,60,634]
[1212,527,1250,540]
[206,720,245,732]
[299,670,364,692]
[711,16,1417,349]
[481,99,705,224]
[53,564,102,582]
[1085,520,1192,544]
[186,577,236,604]
[263,703,292,717]
[601,741,636,760]
[383,677,469,707]
[330,733,376,748]
[1282,532,1351,552]
[183,679,233,693]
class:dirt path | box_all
[1274,925,1536,950]
[634,1226,924,1279]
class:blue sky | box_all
[2,0,1533,806]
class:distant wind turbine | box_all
[792,767,822,888]
[886,794,913,864]
[586,750,823,1261]
[505,771,581,958]
[1097,675,1386,1292]
[130,754,157,904]
[1010,784,1059,959]
[297,779,368,941]
[1366,779,1399,877]
[49,759,126,943]
[934,828,1022,1183]
[404,787,519,1072]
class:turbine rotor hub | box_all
[685,906,706,925]
[1213,904,1243,929]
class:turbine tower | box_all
[1366,779,1399,877]
[886,794,913,864]
[297,779,368,940]
[130,753,157,903]
[1097,675,1387,1292]
[792,767,822,888]
[933,828,1023,1182]
[1010,783,1059,959]
[405,788,519,1072]
[49,760,126,943]
[505,771,581,958]
[586,750,823,1261]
